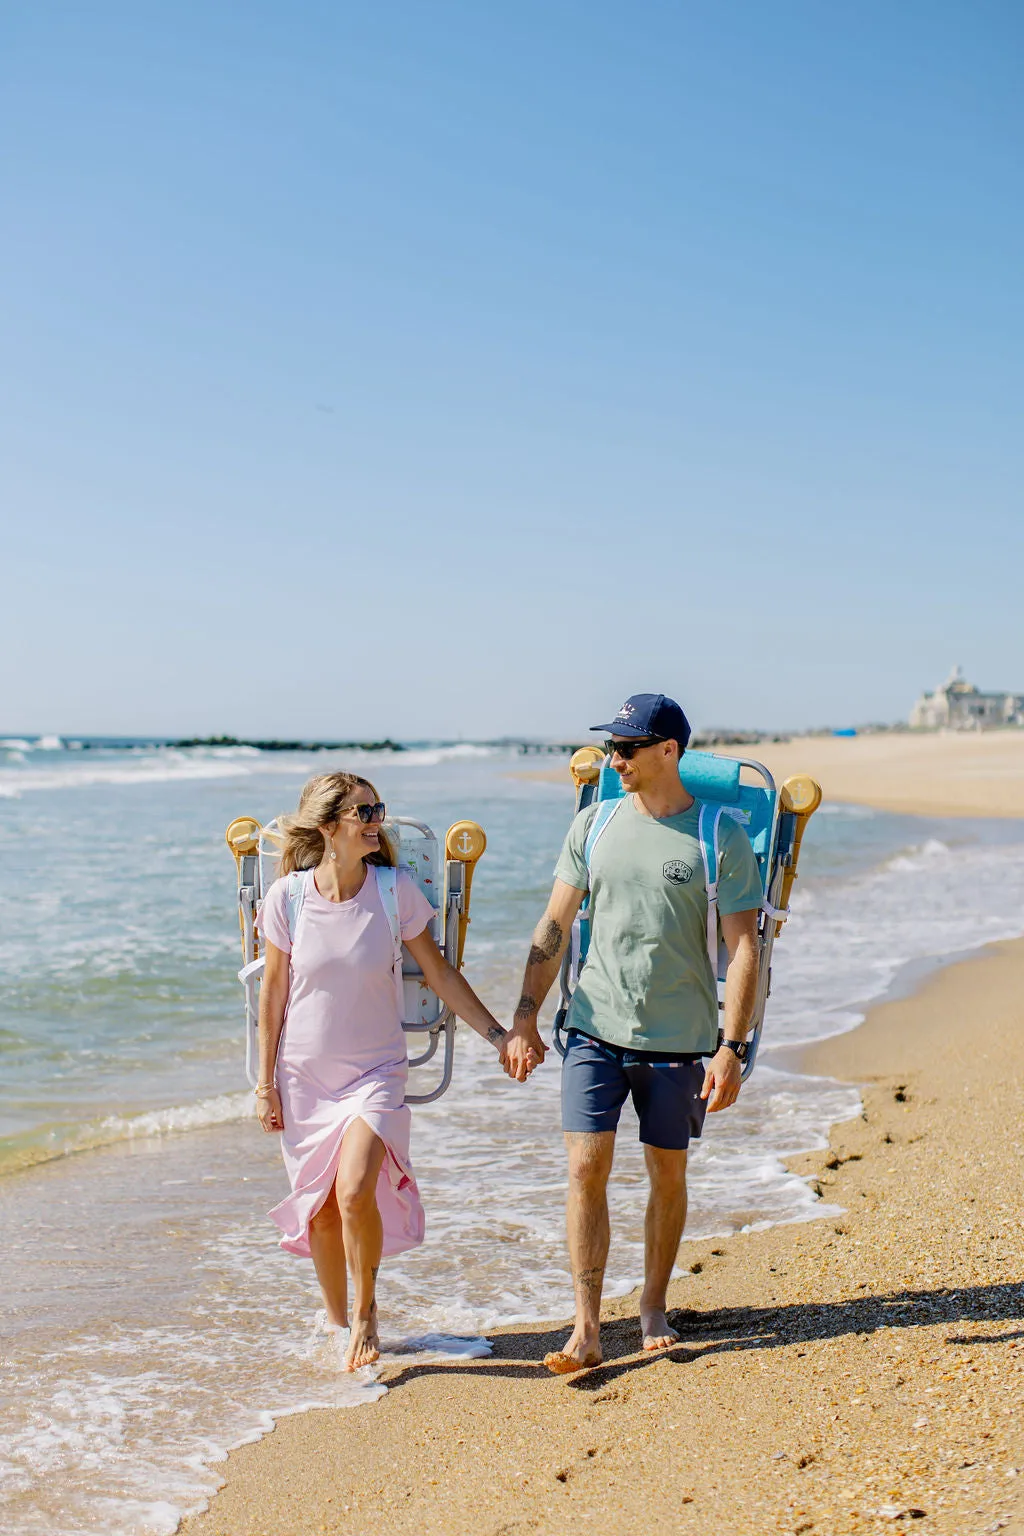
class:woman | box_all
[255,771,512,1372]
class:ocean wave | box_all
[816,802,877,819]
[763,833,1024,1051]
[99,1092,254,1139]
[0,756,253,796]
[885,838,950,873]
[0,742,504,796]
[0,1310,490,1536]
[307,743,500,768]
[0,1093,254,1178]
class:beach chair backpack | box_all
[554,749,809,1077]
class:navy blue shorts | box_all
[560,1030,709,1149]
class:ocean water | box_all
[2,739,1024,1535]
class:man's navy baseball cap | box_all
[591,693,692,750]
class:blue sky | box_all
[2,2,1021,738]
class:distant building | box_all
[910,665,1024,730]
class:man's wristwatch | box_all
[717,1032,749,1062]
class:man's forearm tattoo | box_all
[527,918,564,968]
[514,992,539,1020]
[574,1265,605,1299]
[487,1024,507,1047]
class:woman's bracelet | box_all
[254,1083,276,1098]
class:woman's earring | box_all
[329,844,337,861]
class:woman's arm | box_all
[256,941,290,1132]
[402,929,509,1058]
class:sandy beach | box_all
[720,732,1024,820]
[519,731,1024,820]
[181,931,1024,1536]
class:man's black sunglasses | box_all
[346,801,387,824]
[603,737,666,760]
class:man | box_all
[502,693,763,1372]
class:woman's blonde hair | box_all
[277,772,394,875]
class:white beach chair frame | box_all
[234,817,468,1105]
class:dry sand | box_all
[181,938,1024,1536]
[719,732,1024,819]
[519,731,1024,819]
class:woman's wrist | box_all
[486,1024,508,1051]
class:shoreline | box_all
[515,731,1024,819]
[180,935,1024,1536]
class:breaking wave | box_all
[0,742,502,797]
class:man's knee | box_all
[566,1132,614,1192]
[645,1145,688,1193]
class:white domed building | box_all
[910,666,1024,730]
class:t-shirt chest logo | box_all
[662,858,693,885]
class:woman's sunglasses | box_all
[603,737,665,760]
[344,801,386,824]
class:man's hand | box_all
[504,883,583,1083]
[700,1046,742,1112]
[501,1015,547,1082]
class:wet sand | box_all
[180,938,1024,1536]
[519,731,1024,819]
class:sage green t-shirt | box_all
[554,795,763,1054]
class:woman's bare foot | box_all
[543,1325,602,1375]
[344,1304,380,1371]
[639,1305,679,1351]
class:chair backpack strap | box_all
[285,870,311,947]
[375,865,405,1018]
[583,798,624,886]
[697,802,724,973]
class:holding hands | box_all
[499,1012,547,1082]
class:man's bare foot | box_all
[344,1305,380,1371]
[543,1326,602,1375]
[640,1305,679,1351]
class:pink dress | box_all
[258,864,435,1258]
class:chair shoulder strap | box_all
[285,870,311,946]
[697,801,724,971]
[375,865,401,954]
[374,865,405,1017]
[583,798,624,884]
